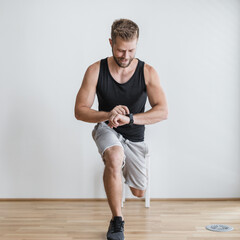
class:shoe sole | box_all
[107,239,124,240]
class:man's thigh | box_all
[122,140,149,191]
[92,122,149,190]
[92,122,126,166]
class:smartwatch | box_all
[127,113,134,126]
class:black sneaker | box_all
[106,216,125,240]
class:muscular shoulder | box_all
[143,63,159,86]
[86,60,101,76]
[83,60,101,86]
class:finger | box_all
[112,110,117,115]
[109,122,118,128]
[109,111,116,120]
[115,117,121,127]
[110,115,118,126]
[121,106,130,115]
[113,115,119,125]
[108,120,115,127]
[109,113,114,123]
[110,115,115,123]
[111,114,118,124]
[108,113,113,119]
[115,107,125,115]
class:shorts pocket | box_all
[92,128,96,139]
[92,123,101,140]
[144,142,149,157]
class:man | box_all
[75,18,168,240]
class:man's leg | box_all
[130,187,145,198]
[103,145,125,220]
[121,140,149,200]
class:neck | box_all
[109,56,136,74]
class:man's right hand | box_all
[108,105,130,128]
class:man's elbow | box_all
[160,108,168,121]
[74,108,82,120]
[75,113,80,120]
[153,105,168,122]
[163,109,168,120]
[75,106,90,121]
[75,112,80,120]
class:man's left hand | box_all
[108,114,130,128]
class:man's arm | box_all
[108,64,168,128]
[133,64,168,125]
[74,61,109,123]
[75,62,130,124]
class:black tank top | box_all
[96,57,147,142]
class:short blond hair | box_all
[111,18,139,44]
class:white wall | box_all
[0,0,239,199]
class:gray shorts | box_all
[92,122,150,190]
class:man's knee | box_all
[130,187,146,198]
[103,145,124,170]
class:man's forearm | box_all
[133,106,168,125]
[75,106,109,123]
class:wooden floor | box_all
[0,199,239,239]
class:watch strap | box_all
[127,113,134,126]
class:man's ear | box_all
[109,38,113,47]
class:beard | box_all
[112,51,135,68]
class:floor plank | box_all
[0,200,239,239]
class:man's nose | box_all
[123,51,129,59]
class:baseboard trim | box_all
[0,198,239,201]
